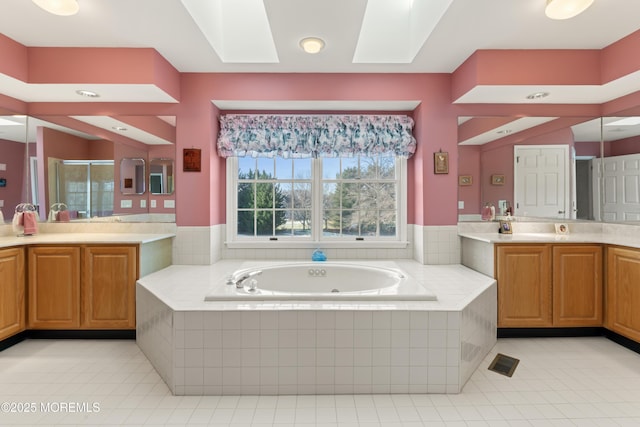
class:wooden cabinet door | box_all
[496,244,552,327]
[606,246,640,342]
[0,247,25,340]
[28,246,81,329]
[82,245,137,329]
[553,245,603,326]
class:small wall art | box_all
[183,148,201,172]
[491,174,505,185]
[434,151,449,174]
[459,175,472,186]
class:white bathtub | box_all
[204,262,437,301]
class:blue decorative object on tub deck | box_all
[311,249,326,261]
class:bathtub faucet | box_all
[234,270,262,289]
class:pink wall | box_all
[576,141,601,157]
[603,135,640,157]
[175,73,457,227]
[0,139,26,220]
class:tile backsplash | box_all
[170,224,461,265]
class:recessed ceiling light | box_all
[76,90,100,98]
[32,0,79,16]
[112,126,128,132]
[526,92,550,100]
[300,37,325,54]
[545,0,594,20]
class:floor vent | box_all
[488,353,520,377]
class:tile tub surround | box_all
[172,224,461,266]
[136,260,496,395]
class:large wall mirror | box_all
[458,114,640,224]
[0,115,176,223]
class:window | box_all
[227,155,406,247]
[235,156,313,238]
[321,156,398,238]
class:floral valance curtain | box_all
[217,114,416,159]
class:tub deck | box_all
[204,261,438,301]
[136,260,496,395]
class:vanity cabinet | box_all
[0,247,25,340]
[82,245,137,329]
[28,245,138,330]
[605,246,640,342]
[496,244,603,328]
[28,246,81,329]
[496,244,552,327]
[552,245,603,326]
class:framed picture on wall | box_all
[434,151,449,174]
[459,175,472,186]
[183,148,201,172]
[491,174,505,185]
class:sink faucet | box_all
[234,270,262,288]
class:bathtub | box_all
[204,262,437,301]
[137,260,498,395]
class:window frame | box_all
[225,156,408,249]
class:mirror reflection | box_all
[49,159,114,219]
[0,115,176,223]
[120,158,146,195]
[595,116,640,222]
[149,158,174,195]
[459,115,640,224]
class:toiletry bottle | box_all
[481,203,492,221]
[489,204,495,221]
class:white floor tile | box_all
[0,337,639,425]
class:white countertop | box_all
[137,260,496,312]
[459,231,640,249]
[0,232,175,249]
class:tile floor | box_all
[0,337,639,426]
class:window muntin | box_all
[229,155,405,245]
[321,156,398,239]
[236,157,312,238]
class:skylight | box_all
[352,0,453,64]
[181,0,278,63]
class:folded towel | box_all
[0,208,4,224]
[57,210,70,222]
[22,211,38,235]
[12,212,23,235]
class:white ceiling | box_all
[1,0,640,143]
[0,0,638,75]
